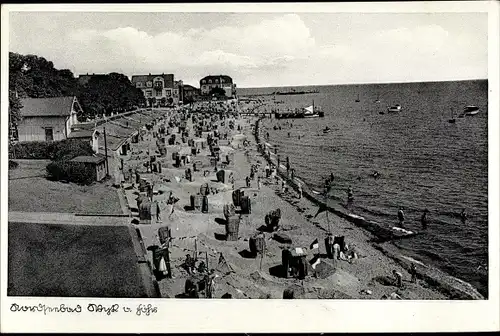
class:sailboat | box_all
[303,100,324,118]
[355,93,360,102]
[448,108,456,123]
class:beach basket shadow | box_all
[373,275,397,287]
[215,218,227,225]
[214,233,227,241]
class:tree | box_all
[209,87,226,97]
[9,52,145,120]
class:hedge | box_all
[46,161,95,185]
[10,139,94,161]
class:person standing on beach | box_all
[246,176,251,188]
[257,176,262,190]
[298,182,303,199]
[393,270,403,288]
[281,180,286,194]
[410,263,417,283]
[398,207,405,227]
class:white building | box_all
[131,74,183,106]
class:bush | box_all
[46,160,95,185]
[52,139,94,161]
[9,160,19,170]
[10,139,94,161]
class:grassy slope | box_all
[8,160,121,213]
[8,222,146,297]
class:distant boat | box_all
[379,111,385,115]
[463,105,479,116]
[323,126,331,134]
[387,104,402,113]
[375,94,381,103]
[448,108,456,123]
[355,94,360,102]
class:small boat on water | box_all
[323,127,331,134]
[463,105,479,116]
[375,94,381,103]
[387,104,402,113]
[355,93,360,102]
[274,100,324,119]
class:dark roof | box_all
[78,74,106,86]
[70,154,106,164]
[200,75,233,84]
[131,74,175,88]
[68,130,95,139]
[183,84,200,91]
[20,96,76,118]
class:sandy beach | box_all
[113,100,484,300]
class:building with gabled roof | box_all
[16,96,83,142]
[200,75,237,98]
[131,73,182,107]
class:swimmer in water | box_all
[421,209,429,229]
[397,207,405,227]
[347,186,354,202]
[460,208,468,223]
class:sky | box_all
[8,10,488,88]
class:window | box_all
[202,80,206,84]
[146,90,152,97]
[215,79,219,83]
[208,79,212,83]
[136,82,142,88]
[156,90,162,97]
[221,79,225,83]
[45,128,54,141]
[166,90,172,97]
[146,81,152,87]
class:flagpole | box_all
[260,237,265,271]
[324,183,331,234]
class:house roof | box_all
[68,130,95,139]
[20,96,76,118]
[70,154,106,164]
[183,84,200,91]
[200,75,233,84]
[131,74,175,87]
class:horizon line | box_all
[239,78,488,90]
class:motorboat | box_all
[323,127,331,134]
[463,105,479,116]
[387,104,402,113]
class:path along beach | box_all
[114,100,483,299]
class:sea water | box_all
[240,80,488,297]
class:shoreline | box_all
[251,111,485,300]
